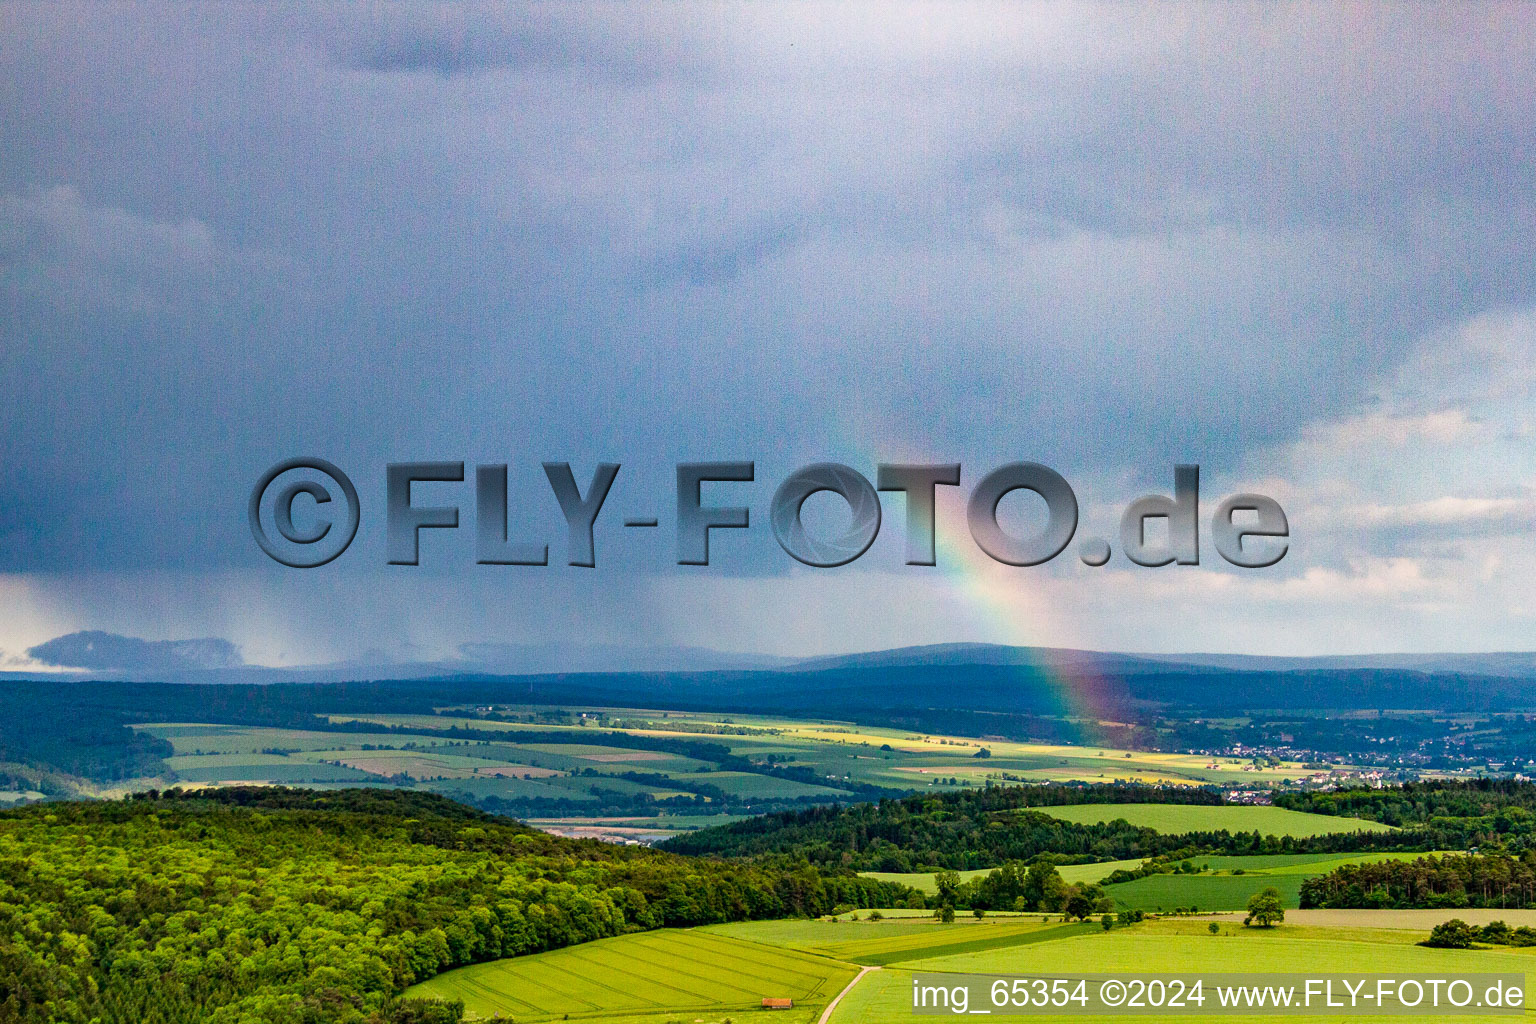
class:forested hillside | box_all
[0,788,910,1024]
[1279,779,1536,850]
[1300,852,1536,909]
[661,784,1419,869]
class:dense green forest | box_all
[1278,780,1536,851]
[660,784,1422,869]
[1300,852,1536,909]
[0,787,911,1024]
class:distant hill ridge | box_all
[12,632,1536,686]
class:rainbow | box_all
[931,494,1124,725]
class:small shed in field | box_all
[761,998,794,1009]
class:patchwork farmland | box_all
[134,706,1358,838]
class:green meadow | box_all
[864,852,1444,909]
[863,859,1146,893]
[410,910,1536,1023]
[1034,803,1396,836]
[405,928,856,1023]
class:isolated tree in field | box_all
[1101,914,1114,931]
[934,870,961,908]
[1065,890,1096,921]
[1208,922,1220,935]
[937,904,956,923]
[1422,919,1476,949]
[1244,887,1285,928]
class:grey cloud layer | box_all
[1,3,1533,587]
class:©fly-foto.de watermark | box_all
[249,460,1288,571]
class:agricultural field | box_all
[134,718,840,822]
[1102,851,1464,911]
[835,919,1536,1024]
[864,860,1146,894]
[868,852,1451,911]
[1102,871,1309,912]
[133,709,1360,837]
[325,708,1333,790]
[413,910,1536,1023]
[709,916,1093,966]
[1034,803,1396,836]
[405,927,856,1024]
[1193,851,1454,875]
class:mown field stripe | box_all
[535,947,682,1008]
[853,923,1096,966]
[557,944,759,1004]
[639,931,836,989]
[816,922,1047,960]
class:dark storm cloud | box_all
[321,6,698,82]
[0,1,1533,586]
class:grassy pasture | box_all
[823,922,1095,966]
[1103,872,1306,912]
[831,917,1536,1024]
[424,911,1536,1024]
[1193,851,1450,875]
[1102,851,1463,911]
[905,921,1536,975]
[405,928,855,1022]
[1036,803,1395,836]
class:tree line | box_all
[1300,852,1536,910]
[662,783,1426,869]
[1278,779,1536,852]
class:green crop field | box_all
[405,927,856,1022]
[1193,851,1454,875]
[907,922,1536,975]
[1035,803,1395,836]
[828,918,1536,1024]
[323,710,1336,791]
[819,922,1095,966]
[137,712,1376,841]
[1102,872,1306,911]
[1099,851,1460,911]
[409,909,1536,1024]
[709,918,1091,966]
[863,859,1147,894]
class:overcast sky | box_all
[3,3,1535,669]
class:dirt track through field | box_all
[819,965,879,1024]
